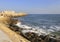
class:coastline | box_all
[0,23,30,42]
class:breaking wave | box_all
[15,22,50,36]
[15,21,60,36]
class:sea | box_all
[18,14,60,35]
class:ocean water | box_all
[18,14,60,34]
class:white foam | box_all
[16,22,32,30]
[48,26,60,32]
[48,29,55,32]
[16,22,50,36]
[55,26,60,31]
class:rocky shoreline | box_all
[9,23,60,42]
[0,11,60,42]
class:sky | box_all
[0,0,60,14]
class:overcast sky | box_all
[0,0,60,14]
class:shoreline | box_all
[0,23,30,42]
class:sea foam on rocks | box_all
[15,22,50,36]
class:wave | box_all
[15,22,50,36]
[47,26,60,32]
[15,22,60,36]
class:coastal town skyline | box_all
[0,0,60,14]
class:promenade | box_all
[0,30,12,42]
